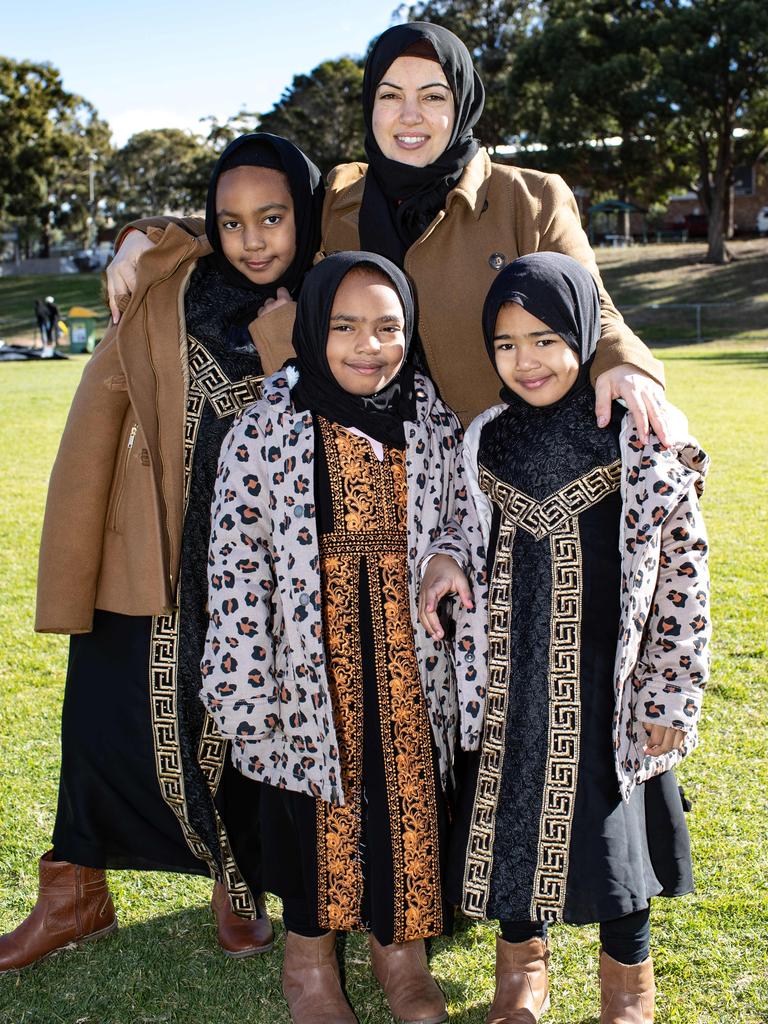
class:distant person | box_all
[33,299,49,349]
[0,134,324,974]
[41,296,60,357]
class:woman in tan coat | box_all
[107,22,672,443]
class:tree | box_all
[257,58,366,176]
[506,1,687,233]
[102,129,214,223]
[655,0,768,263]
[0,58,112,255]
[401,0,541,147]
[200,109,260,152]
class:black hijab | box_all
[204,132,324,297]
[290,251,417,449]
[482,252,601,405]
[358,22,485,266]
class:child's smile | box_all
[493,302,580,405]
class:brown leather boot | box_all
[486,935,550,1023]
[211,882,274,957]
[0,851,117,974]
[281,930,357,1024]
[368,934,447,1024]
[599,951,655,1024]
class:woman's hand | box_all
[106,231,156,323]
[642,722,686,757]
[594,364,673,447]
[257,288,293,318]
[418,554,473,640]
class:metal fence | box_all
[620,302,768,346]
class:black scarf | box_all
[482,252,601,407]
[358,22,485,267]
[290,251,417,449]
[204,132,324,299]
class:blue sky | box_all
[4,0,405,144]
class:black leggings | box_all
[499,905,651,966]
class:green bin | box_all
[67,306,100,354]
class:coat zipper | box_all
[111,423,138,531]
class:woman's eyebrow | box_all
[493,330,555,341]
[377,79,450,91]
[330,313,404,324]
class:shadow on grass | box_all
[661,350,768,365]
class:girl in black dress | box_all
[420,253,710,1024]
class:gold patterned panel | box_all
[315,418,442,942]
[462,461,620,921]
[148,335,261,917]
[478,460,621,540]
[187,335,264,419]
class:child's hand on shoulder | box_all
[418,555,473,641]
[257,288,293,318]
[642,722,686,757]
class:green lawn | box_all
[0,273,108,342]
[0,340,766,1023]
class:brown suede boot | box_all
[211,882,274,957]
[281,930,357,1024]
[368,934,447,1024]
[0,851,117,974]
[599,951,655,1024]
[486,935,550,1023]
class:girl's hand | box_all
[257,288,293,318]
[642,722,686,757]
[594,364,672,448]
[107,232,156,323]
[418,554,473,641]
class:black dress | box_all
[52,261,268,915]
[447,384,693,925]
[259,419,451,945]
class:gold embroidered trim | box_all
[530,521,582,921]
[478,460,621,540]
[315,419,441,941]
[148,336,259,916]
[462,461,619,921]
[187,335,263,419]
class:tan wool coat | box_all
[35,224,288,633]
[126,149,663,426]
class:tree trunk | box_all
[705,111,733,264]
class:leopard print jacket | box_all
[200,369,464,807]
[423,404,711,802]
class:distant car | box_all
[757,207,768,236]
[684,213,709,238]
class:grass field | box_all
[0,274,108,344]
[0,245,767,1023]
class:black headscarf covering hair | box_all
[358,22,485,267]
[290,251,417,449]
[482,252,601,405]
[204,132,324,296]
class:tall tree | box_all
[0,58,112,255]
[655,0,768,263]
[102,129,214,223]
[258,58,365,176]
[402,0,540,147]
[507,1,687,233]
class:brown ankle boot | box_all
[599,951,655,1024]
[486,936,550,1023]
[368,934,447,1024]
[0,851,117,973]
[211,882,274,957]
[281,930,357,1024]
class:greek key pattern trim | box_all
[477,460,621,540]
[461,513,516,918]
[188,335,264,419]
[529,522,583,921]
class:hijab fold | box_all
[358,22,485,266]
[204,132,324,298]
[481,252,602,406]
[290,251,417,449]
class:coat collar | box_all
[329,149,492,224]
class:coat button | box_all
[464,652,475,663]
[488,252,506,271]
[294,506,304,518]
[299,593,310,605]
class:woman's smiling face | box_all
[372,56,456,167]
